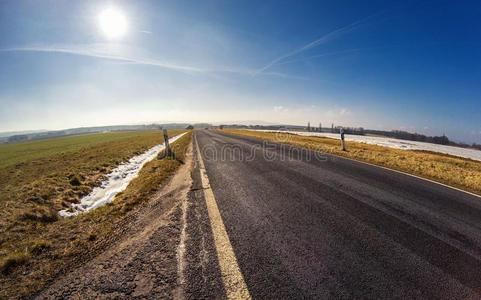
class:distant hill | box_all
[0,130,47,139]
[0,123,210,144]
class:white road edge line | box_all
[195,134,252,300]
[331,152,481,200]
[233,131,481,200]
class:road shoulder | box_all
[35,141,195,299]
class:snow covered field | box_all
[253,130,481,162]
[59,132,187,217]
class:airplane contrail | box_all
[254,10,387,75]
[1,44,305,80]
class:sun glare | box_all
[98,7,128,40]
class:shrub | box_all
[30,240,52,255]
[68,174,83,186]
[17,207,58,223]
[0,252,29,275]
[87,233,97,241]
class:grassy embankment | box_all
[224,129,481,196]
[0,130,191,298]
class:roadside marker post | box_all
[340,128,346,151]
[158,128,175,159]
[163,129,171,155]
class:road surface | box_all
[184,130,481,299]
[35,130,481,299]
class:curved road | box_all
[185,130,481,299]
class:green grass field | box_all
[0,130,191,298]
[0,131,160,169]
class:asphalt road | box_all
[186,130,481,299]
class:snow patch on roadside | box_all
[59,133,187,217]
[251,130,481,162]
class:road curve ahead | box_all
[186,130,481,299]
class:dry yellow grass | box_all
[224,129,481,196]
[0,130,192,299]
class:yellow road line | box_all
[195,135,252,300]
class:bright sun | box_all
[98,7,128,40]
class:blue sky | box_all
[0,0,480,143]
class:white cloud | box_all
[326,107,351,117]
[273,106,289,113]
[0,44,205,73]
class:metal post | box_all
[340,128,346,151]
